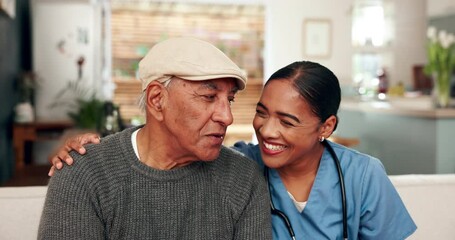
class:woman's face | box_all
[253,79,324,169]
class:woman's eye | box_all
[281,120,294,127]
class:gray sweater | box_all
[38,127,272,239]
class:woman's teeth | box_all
[264,142,286,151]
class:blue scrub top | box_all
[233,141,417,240]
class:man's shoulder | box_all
[208,146,268,220]
[209,146,264,189]
[65,129,134,180]
[81,127,135,159]
[217,146,260,172]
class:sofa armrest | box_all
[0,186,48,240]
[389,174,455,240]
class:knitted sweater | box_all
[38,127,272,239]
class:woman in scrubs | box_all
[49,61,417,239]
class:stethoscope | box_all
[264,140,348,240]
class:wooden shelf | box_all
[13,121,74,171]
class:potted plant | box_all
[424,26,455,108]
[14,72,39,123]
[50,79,124,135]
[49,80,104,130]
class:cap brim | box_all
[177,74,246,90]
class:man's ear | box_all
[145,81,167,121]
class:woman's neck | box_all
[277,145,324,202]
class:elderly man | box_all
[38,37,271,239]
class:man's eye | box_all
[203,95,216,101]
[229,97,235,105]
[255,109,266,117]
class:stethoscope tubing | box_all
[266,172,296,239]
[323,140,348,239]
[264,140,348,239]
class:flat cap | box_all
[138,37,247,91]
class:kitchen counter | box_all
[341,96,455,119]
[336,96,455,174]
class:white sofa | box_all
[0,185,47,240]
[389,174,455,240]
[1,174,454,239]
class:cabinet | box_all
[13,121,74,171]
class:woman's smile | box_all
[262,141,288,155]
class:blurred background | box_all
[1,0,454,186]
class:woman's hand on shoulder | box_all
[48,132,101,176]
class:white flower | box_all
[427,26,437,42]
[425,27,455,77]
[438,30,450,48]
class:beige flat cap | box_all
[138,37,247,91]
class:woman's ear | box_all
[145,82,167,121]
[320,115,337,138]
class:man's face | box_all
[162,77,238,162]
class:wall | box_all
[32,0,103,121]
[392,0,427,85]
[263,0,427,88]
[427,0,455,17]
[0,13,17,183]
[0,0,31,184]
[263,0,352,83]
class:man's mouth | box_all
[210,133,224,139]
[207,133,225,145]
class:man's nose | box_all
[213,99,234,126]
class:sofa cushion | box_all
[1,175,454,239]
[390,174,455,240]
[0,186,47,240]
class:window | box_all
[351,0,394,97]
[110,2,265,124]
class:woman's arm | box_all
[358,158,417,239]
[48,132,100,176]
[48,136,258,176]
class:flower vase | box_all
[14,102,35,123]
[432,71,451,108]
